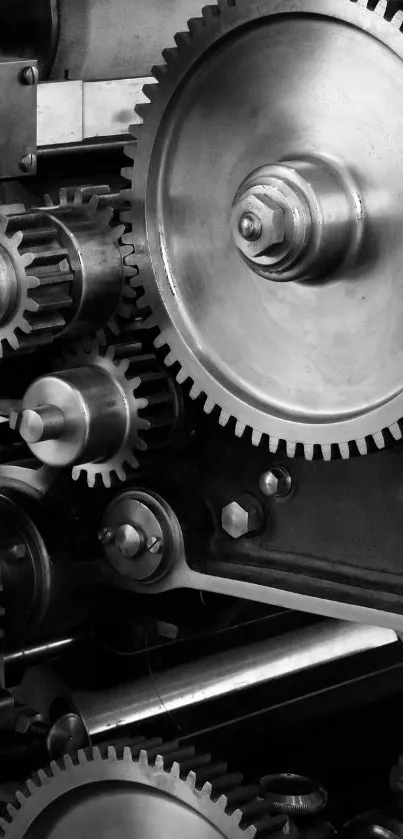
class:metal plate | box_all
[0,58,37,179]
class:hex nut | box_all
[232,191,286,258]
[259,467,292,498]
[221,497,263,539]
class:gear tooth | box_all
[202,5,221,21]
[286,441,296,458]
[0,216,8,234]
[356,437,368,455]
[186,771,197,790]
[59,187,68,205]
[26,778,38,794]
[202,781,213,798]
[176,368,188,385]
[107,745,117,760]
[154,333,166,350]
[391,9,403,28]
[15,790,26,805]
[72,465,81,482]
[373,0,387,17]
[49,760,61,774]
[123,746,133,762]
[0,816,10,831]
[304,443,314,460]
[204,397,215,415]
[155,754,165,771]
[217,794,228,811]
[339,442,350,459]
[219,410,230,427]
[101,470,113,488]
[251,430,262,446]
[44,194,53,207]
[235,420,245,438]
[244,827,258,839]
[269,436,279,454]
[93,746,103,762]
[321,443,332,461]
[6,804,18,818]
[77,750,87,765]
[62,755,74,771]
[231,808,243,825]
[121,167,133,182]
[372,430,385,450]
[174,31,192,49]
[162,47,179,66]
[389,422,402,441]
[153,64,169,82]
[143,83,159,102]
[170,761,180,780]
[190,383,201,400]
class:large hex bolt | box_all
[232,191,286,259]
[259,467,292,498]
[221,495,263,539]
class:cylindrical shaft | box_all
[74,621,398,737]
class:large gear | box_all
[0,738,287,838]
[127,0,403,460]
[13,335,181,488]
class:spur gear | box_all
[127,0,403,460]
[12,335,181,488]
[0,738,287,839]
[0,185,133,357]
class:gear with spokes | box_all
[0,738,288,838]
[12,334,181,488]
[125,0,403,460]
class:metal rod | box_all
[5,636,79,667]
[74,620,398,737]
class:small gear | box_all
[44,185,139,339]
[0,737,288,838]
[14,335,181,488]
[125,0,403,460]
[0,210,75,357]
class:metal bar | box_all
[74,621,398,737]
[5,636,79,667]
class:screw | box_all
[21,65,39,86]
[98,527,114,545]
[238,212,262,242]
[19,153,37,174]
[147,536,163,554]
[259,467,292,498]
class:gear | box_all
[0,210,75,357]
[13,335,181,488]
[0,737,288,838]
[0,185,136,357]
[126,0,403,460]
[44,185,138,339]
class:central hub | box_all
[231,156,363,282]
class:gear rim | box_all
[127,0,403,460]
[0,743,286,838]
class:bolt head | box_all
[147,536,163,554]
[19,153,37,174]
[221,499,262,539]
[21,66,39,86]
[238,212,262,242]
[232,191,286,258]
[114,524,143,558]
[259,467,292,498]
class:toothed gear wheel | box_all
[0,738,288,839]
[128,0,403,460]
[62,336,180,487]
[44,185,138,339]
[0,211,75,357]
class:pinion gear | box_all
[0,737,287,838]
[125,0,403,460]
[64,335,180,488]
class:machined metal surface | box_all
[73,621,397,736]
[259,774,328,816]
[16,337,180,487]
[129,0,403,460]
[100,488,183,582]
[0,741,285,839]
[0,59,38,180]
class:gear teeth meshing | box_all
[64,334,180,488]
[125,0,403,462]
[45,185,137,341]
[0,739,286,838]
